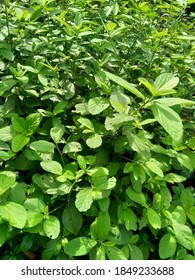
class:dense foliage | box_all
[0,0,194,260]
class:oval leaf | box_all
[147,208,161,229]
[151,102,183,145]
[0,202,27,229]
[40,160,62,175]
[86,133,102,148]
[43,215,60,239]
[0,171,16,196]
[11,134,30,152]
[159,233,177,259]
[64,237,97,256]
[62,203,83,235]
[126,187,147,207]
[75,188,93,212]
[88,97,110,115]
[90,211,111,241]
[30,140,55,152]
[63,142,82,153]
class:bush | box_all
[0,0,194,260]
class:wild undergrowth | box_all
[0,0,194,260]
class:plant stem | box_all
[5,0,13,51]
[56,144,65,167]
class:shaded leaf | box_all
[62,203,83,235]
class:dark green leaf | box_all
[62,203,83,235]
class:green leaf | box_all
[153,73,179,96]
[181,189,194,211]
[77,155,86,171]
[0,48,14,61]
[50,127,64,144]
[176,153,193,172]
[124,130,151,159]
[11,134,30,152]
[78,117,94,132]
[110,90,130,113]
[20,234,34,252]
[155,97,195,107]
[172,219,193,250]
[172,206,186,224]
[138,77,156,96]
[8,182,26,204]
[86,134,102,148]
[159,233,177,259]
[96,245,106,260]
[26,113,42,133]
[88,97,110,115]
[0,79,17,94]
[63,142,82,153]
[0,126,14,141]
[117,205,137,231]
[64,237,97,256]
[30,140,55,152]
[53,101,68,115]
[62,203,83,235]
[75,188,93,212]
[0,171,16,196]
[23,198,46,212]
[12,116,28,133]
[126,187,147,207]
[147,208,162,229]
[130,163,146,192]
[0,202,27,229]
[43,215,60,239]
[164,173,186,183]
[187,137,195,150]
[38,73,48,86]
[30,7,42,21]
[130,245,144,260]
[151,102,183,144]
[123,162,133,173]
[106,21,117,31]
[98,197,110,212]
[42,237,62,260]
[40,160,63,175]
[0,224,8,247]
[90,211,110,241]
[186,207,195,225]
[105,114,133,131]
[105,245,127,260]
[146,158,164,177]
[92,176,116,191]
[25,211,44,228]
[105,71,145,99]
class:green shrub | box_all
[0,0,194,260]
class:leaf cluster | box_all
[0,0,194,260]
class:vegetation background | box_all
[0,0,194,260]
